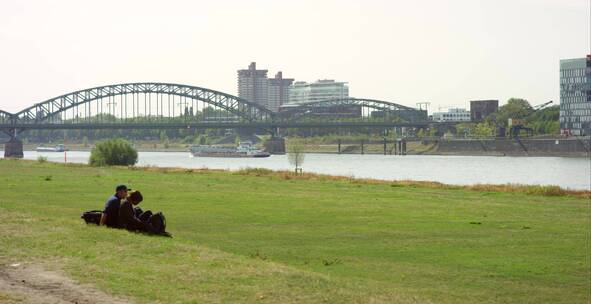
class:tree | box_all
[488,98,533,128]
[160,131,170,149]
[428,128,437,137]
[287,139,306,173]
[455,123,475,138]
[159,131,168,143]
[473,122,494,138]
[527,105,560,135]
[416,129,425,138]
[89,139,138,166]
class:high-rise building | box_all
[560,55,591,136]
[268,72,294,112]
[470,100,498,122]
[237,62,269,108]
[288,79,349,104]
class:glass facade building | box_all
[559,55,591,136]
[288,80,349,104]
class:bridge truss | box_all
[277,98,427,122]
[10,83,274,128]
[0,110,12,124]
[1,84,432,135]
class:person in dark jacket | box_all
[118,190,147,231]
[100,185,129,228]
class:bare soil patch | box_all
[0,263,131,304]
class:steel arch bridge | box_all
[0,110,13,125]
[11,82,273,127]
[0,82,433,137]
[277,97,427,122]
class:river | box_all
[3,150,589,190]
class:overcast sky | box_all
[0,0,588,113]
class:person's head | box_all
[115,185,130,199]
[127,190,143,205]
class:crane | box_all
[508,100,553,138]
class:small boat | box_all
[36,144,68,152]
[190,141,270,158]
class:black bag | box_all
[149,212,167,234]
[138,210,153,222]
[81,210,102,225]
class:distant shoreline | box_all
[10,136,591,158]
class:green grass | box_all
[0,159,589,303]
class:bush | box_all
[37,156,48,163]
[89,139,138,166]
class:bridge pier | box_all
[4,137,24,158]
[401,139,407,155]
[264,137,285,154]
[396,138,407,155]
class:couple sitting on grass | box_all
[100,184,171,237]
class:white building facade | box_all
[431,108,471,122]
[288,80,349,104]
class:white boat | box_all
[36,144,68,152]
[190,141,270,158]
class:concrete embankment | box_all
[296,137,590,157]
[433,138,590,157]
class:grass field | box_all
[0,159,589,303]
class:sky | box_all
[0,0,589,114]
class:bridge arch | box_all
[13,83,275,125]
[0,110,13,125]
[278,97,426,122]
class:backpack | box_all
[81,210,102,225]
[148,212,167,234]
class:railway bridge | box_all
[1,82,443,157]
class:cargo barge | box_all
[36,144,68,152]
[190,141,270,158]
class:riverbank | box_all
[1,159,589,303]
[8,151,591,190]
[292,137,591,157]
[19,136,591,157]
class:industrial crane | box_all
[508,100,553,138]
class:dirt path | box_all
[0,263,131,304]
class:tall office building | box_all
[559,55,591,136]
[237,62,269,108]
[268,72,294,112]
[288,79,349,104]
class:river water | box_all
[3,150,589,190]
